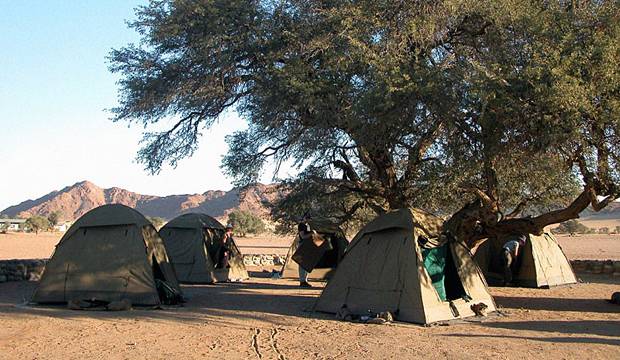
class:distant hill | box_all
[0,181,282,221]
[581,201,620,218]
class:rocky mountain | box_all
[581,201,620,219]
[1,181,281,221]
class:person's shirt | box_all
[298,222,311,234]
[298,222,311,242]
[222,232,233,249]
[502,240,521,257]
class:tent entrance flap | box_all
[152,255,165,281]
[422,243,466,302]
[292,233,332,272]
[314,234,341,268]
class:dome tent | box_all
[473,232,577,288]
[32,204,182,306]
[314,208,496,325]
[159,213,248,283]
[280,221,349,280]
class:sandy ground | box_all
[0,273,618,360]
[0,233,619,358]
[0,232,62,260]
[580,216,620,229]
[2,232,619,260]
[555,234,620,260]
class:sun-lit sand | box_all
[2,231,618,260]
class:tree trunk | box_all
[444,185,617,248]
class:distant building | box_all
[53,221,72,232]
[1,219,27,231]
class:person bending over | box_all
[501,234,526,286]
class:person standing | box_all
[501,234,527,286]
[216,224,235,269]
[297,216,313,288]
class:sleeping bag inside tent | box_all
[32,204,182,306]
[160,213,248,283]
[314,208,496,325]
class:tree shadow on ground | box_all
[494,295,619,313]
[442,333,620,346]
[481,320,620,337]
[574,273,620,285]
[0,279,329,326]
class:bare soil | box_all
[2,232,619,260]
[555,234,620,260]
[0,274,618,359]
[0,232,62,260]
[0,232,618,359]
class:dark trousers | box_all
[501,249,515,285]
[216,248,230,269]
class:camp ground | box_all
[1,209,619,358]
[159,213,248,283]
[279,222,348,280]
[473,233,577,288]
[31,204,182,306]
[314,208,497,324]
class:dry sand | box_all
[2,232,619,260]
[0,232,618,359]
[0,232,294,260]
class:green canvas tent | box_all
[473,232,577,288]
[32,204,182,306]
[314,208,496,325]
[280,222,348,280]
[159,213,248,283]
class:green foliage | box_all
[26,216,50,234]
[227,210,265,237]
[615,226,620,234]
[47,211,62,228]
[146,216,167,229]
[553,220,590,235]
[0,221,8,234]
[111,1,620,235]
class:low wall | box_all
[0,259,47,283]
[242,254,286,267]
[571,259,620,276]
[1,257,618,283]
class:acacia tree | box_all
[48,211,62,229]
[110,0,619,246]
[26,216,50,234]
[227,210,266,236]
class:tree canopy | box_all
[48,211,63,228]
[227,210,266,236]
[110,0,620,245]
[26,216,50,234]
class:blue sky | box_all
[0,1,281,210]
